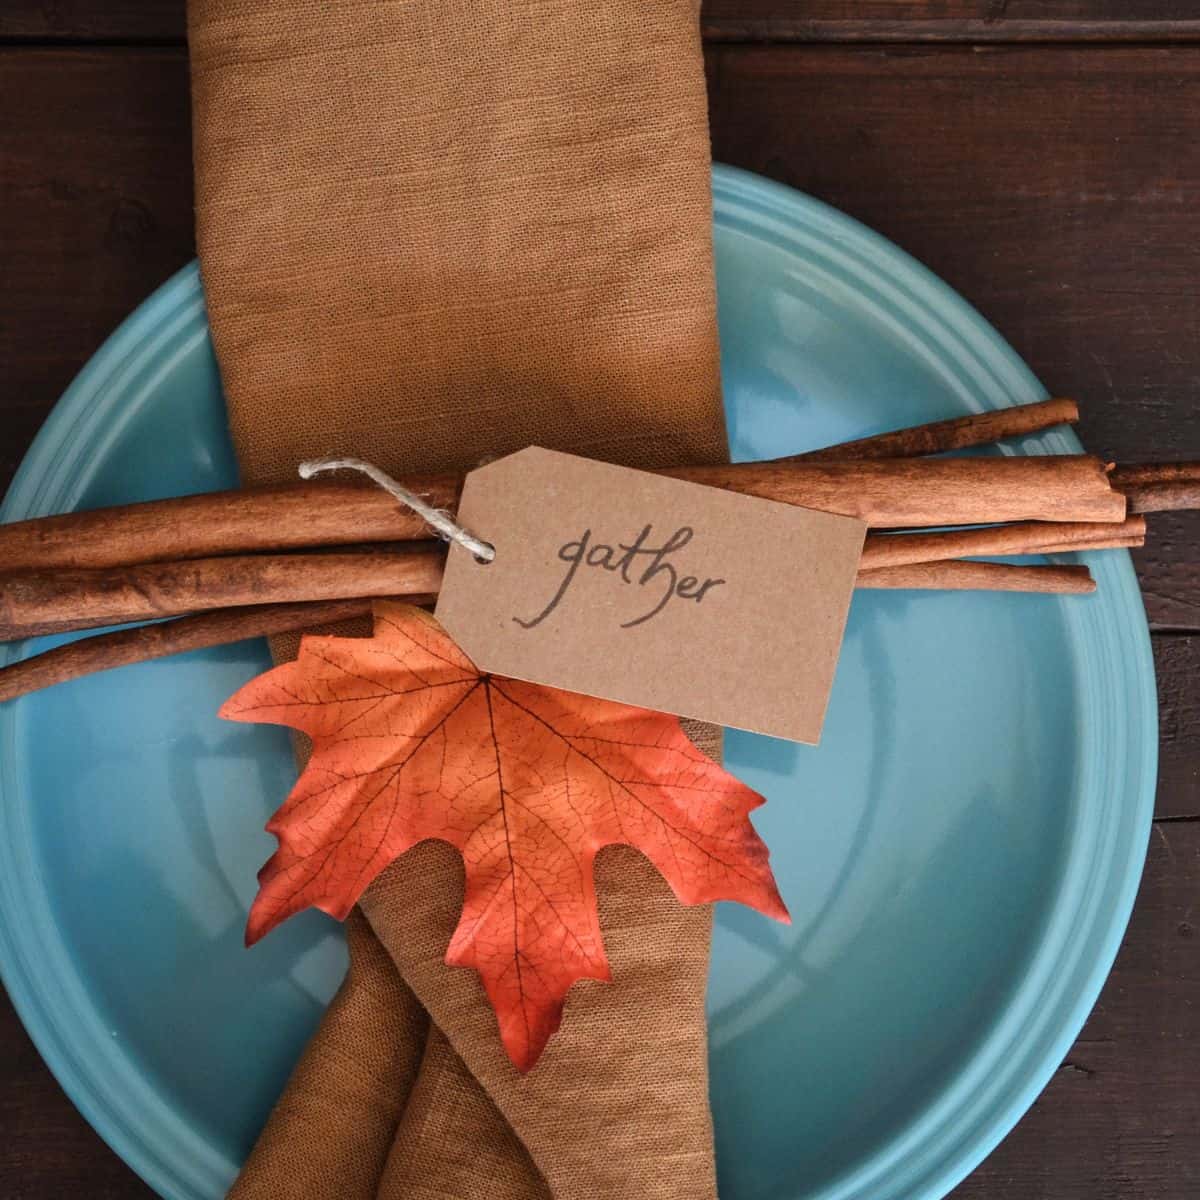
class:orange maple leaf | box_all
[221,601,788,1071]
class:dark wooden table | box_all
[2,3,1197,1197]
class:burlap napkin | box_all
[189,1,727,1195]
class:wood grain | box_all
[705,46,1200,460]
[1136,515,1200,631]
[951,818,1200,1199]
[4,2,1200,45]
[2,21,1198,1200]
[0,2,184,41]
[0,49,193,489]
[702,3,1200,44]
[0,993,155,1197]
[1153,635,1200,819]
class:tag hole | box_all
[474,543,496,566]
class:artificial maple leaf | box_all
[220,600,788,1071]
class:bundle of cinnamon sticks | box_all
[1,397,1196,703]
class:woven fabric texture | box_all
[190,2,727,1195]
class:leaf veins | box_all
[221,601,788,1070]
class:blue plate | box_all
[0,166,1156,1200]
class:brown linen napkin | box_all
[189,0,727,1195]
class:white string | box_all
[299,456,496,562]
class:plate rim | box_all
[0,163,1157,1200]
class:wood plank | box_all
[1154,635,1200,818]
[0,2,184,41]
[0,992,154,1197]
[0,48,193,489]
[1137,517,1200,633]
[702,3,1200,44]
[3,2,1200,45]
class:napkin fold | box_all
[189,1,727,1195]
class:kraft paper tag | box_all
[435,447,866,744]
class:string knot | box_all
[299,457,495,562]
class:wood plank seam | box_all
[4,23,1200,50]
[700,20,1200,44]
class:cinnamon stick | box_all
[860,516,1146,570]
[0,475,457,572]
[2,522,1127,643]
[0,455,1127,572]
[791,398,1079,461]
[857,561,1096,594]
[0,549,445,642]
[0,561,1096,703]
[1108,463,1200,513]
[670,457,1124,527]
[0,599,376,703]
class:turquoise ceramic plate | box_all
[0,166,1155,1200]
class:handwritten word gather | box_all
[515,525,726,630]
